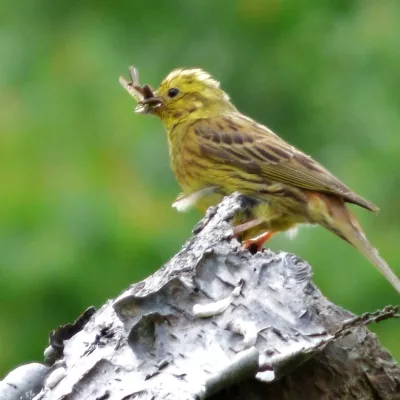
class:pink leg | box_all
[233,218,264,236]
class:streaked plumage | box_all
[120,66,400,294]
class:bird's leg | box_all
[243,231,275,254]
[233,217,264,236]
[233,218,275,253]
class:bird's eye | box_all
[168,88,180,98]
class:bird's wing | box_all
[190,114,378,212]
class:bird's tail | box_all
[314,194,400,294]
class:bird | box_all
[120,66,400,294]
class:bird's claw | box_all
[242,231,275,255]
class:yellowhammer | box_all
[120,66,400,294]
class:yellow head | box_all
[137,69,236,128]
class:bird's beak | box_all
[134,84,163,114]
[135,92,163,114]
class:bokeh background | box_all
[1,0,399,376]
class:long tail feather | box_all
[342,219,400,294]
[317,195,400,294]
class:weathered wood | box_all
[2,193,399,400]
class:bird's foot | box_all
[242,231,275,255]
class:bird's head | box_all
[122,68,236,128]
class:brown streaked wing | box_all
[190,114,378,212]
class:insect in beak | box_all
[119,66,162,114]
[136,85,163,114]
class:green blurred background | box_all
[1,0,399,376]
